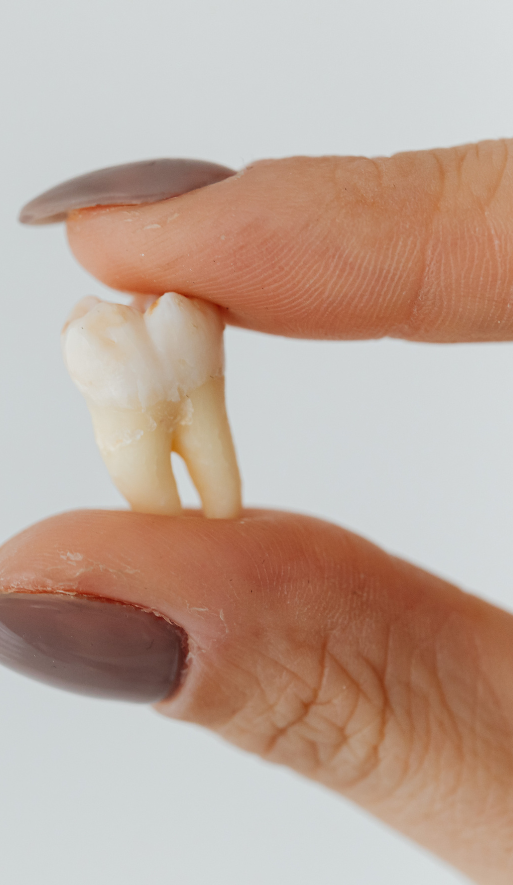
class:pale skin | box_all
[3,138,513,882]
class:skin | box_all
[3,138,513,882]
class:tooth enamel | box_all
[62,292,242,518]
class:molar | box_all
[62,292,242,518]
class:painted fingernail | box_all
[0,593,186,703]
[19,158,236,225]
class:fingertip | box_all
[66,206,148,293]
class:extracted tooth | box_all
[62,292,242,518]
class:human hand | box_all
[5,140,513,884]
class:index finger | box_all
[65,140,513,342]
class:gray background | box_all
[0,0,511,881]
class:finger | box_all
[1,509,513,884]
[65,140,513,342]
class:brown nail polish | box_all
[19,158,236,225]
[0,593,186,703]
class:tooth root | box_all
[87,403,182,516]
[173,377,242,519]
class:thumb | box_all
[1,509,513,884]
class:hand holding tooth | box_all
[62,292,242,518]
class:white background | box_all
[0,0,512,881]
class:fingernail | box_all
[0,593,186,703]
[19,158,236,225]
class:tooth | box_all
[62,292,242,518]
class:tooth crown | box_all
[62,292,225,410]
[62,292,241,519]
